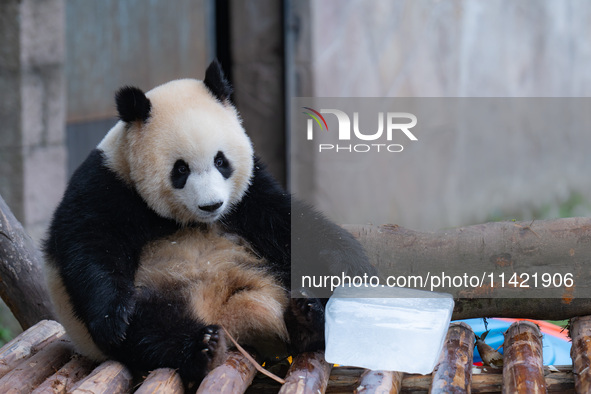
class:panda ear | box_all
[115,86,152,123]
[204,59,233,103]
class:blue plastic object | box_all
[457,318,571,366]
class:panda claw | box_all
[197,325,226,368]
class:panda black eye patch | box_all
[214,151,233,179]
[171,159,190,189]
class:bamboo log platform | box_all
[429,322,475,393]
[502,321,546,393]
[0,319,581,393]
[570,315,591,393]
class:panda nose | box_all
[199,201,223,212]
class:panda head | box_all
[99,60,254,225]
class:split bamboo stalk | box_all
[0,320,65,379]
[31,354,95,393]
[355,370,403,393]
[135,368,184,394]
[196,351,257,394]
[0,338,73,393]
[502,321,546,393]
[279,351,332,394]
[430,322,475,393]
[69,360,133,394]
[569,315,591,393]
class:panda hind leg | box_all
[114,290,227,385]
[284,296,325,354]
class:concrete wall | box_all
[288,0,591,230]
[230,0,286,185]
[0,0,67,244]
[65,0,213,176]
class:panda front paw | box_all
[197,325,227,370]
[88,299,135,351]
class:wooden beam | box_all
[0,337,73,392]
[279,351,332,394]
[502,321,546,393]
[136,368,184,394]
[430,322,475,393]
[32,354,96,394]
[196,351,258,394]
[70,360,133,394]
[0,320,65,379]
[570,315,591,393]
[355,370,403,393]
[346,218,591,320]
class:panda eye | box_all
[214,151,234,179]
[214,152,227,168]
[171,159,190,189]
[177,164,189,174]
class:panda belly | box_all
[135,227,290,359]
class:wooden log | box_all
[355,370,403,393]
[0,194,54,329]
[0,320,65,379]
[430,322,475,393]
[196,351,258,394]
[569,315,591,393]
[502,321,546,393]
[279,351,333,394]
[31,354,96,393]
[470,367,503,394]
[0,337,73,393]
[69,360,133,394]
[136,368,184,394]
[453,298,591,322]
[325,366,574,393]
[472,366,573,394]
[345,219,591,320]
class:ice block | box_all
[324,286,454,374]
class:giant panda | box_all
[43,60,373,385]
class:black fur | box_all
[214,151,233,179]
[115,86,152,123]
[171,159,190,189]
[116,289,224,383]
[204,59,233,103]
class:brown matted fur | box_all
[135,226,289,358]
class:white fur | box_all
[98,79,254,225]
[180,170,229,222]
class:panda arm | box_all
[112,290,225,384]
[44,150,178,351]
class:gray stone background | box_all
[1,0,591,336]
